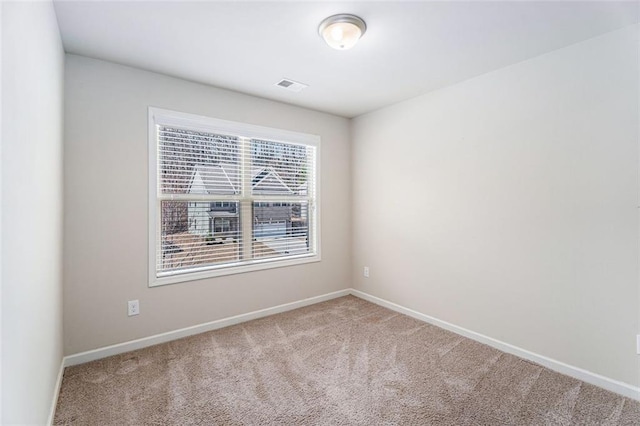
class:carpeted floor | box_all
[54,296,640,425]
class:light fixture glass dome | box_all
[319,14,367,50]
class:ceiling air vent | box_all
[275,78,308,93]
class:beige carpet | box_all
[54,296,640,425]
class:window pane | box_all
[151,110,319,285]
[159,201,241,273]
[252,202,309,259]
[158,127,240,195]
[251,139,312,196]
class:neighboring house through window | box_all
[149,108,320,286]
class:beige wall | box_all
[63,55,351,355]
[351,26,639,387]
[2,1,65,424]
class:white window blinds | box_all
[149,108,320,286]
[158,127,240,196]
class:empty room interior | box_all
[2,0,640,424]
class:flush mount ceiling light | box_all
[318,14,367,50]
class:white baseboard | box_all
[47,358,65,426]
[64,289,350,367]
[60,287,639,402]
[349,289,640,401]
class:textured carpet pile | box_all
[55,296,640,425]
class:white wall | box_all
[1,1,65,424]
[351,26,639,387]
[63,55,351,355]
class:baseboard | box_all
[64,289,350,367]
[61,287,639,402]
[47,358,65,426]
[349,289,640,401]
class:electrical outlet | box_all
[363,266,369,278]
[637,335,640,355]
[128,300,140,316]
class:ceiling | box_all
[53,1,639,118]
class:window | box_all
[149,108,320,286]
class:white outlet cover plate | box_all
[128,300,140,316]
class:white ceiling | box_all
[53,1,638,118]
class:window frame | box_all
[148,107,321,287]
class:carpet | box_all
[54,296,640,425]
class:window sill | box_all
[149,253,321,287]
